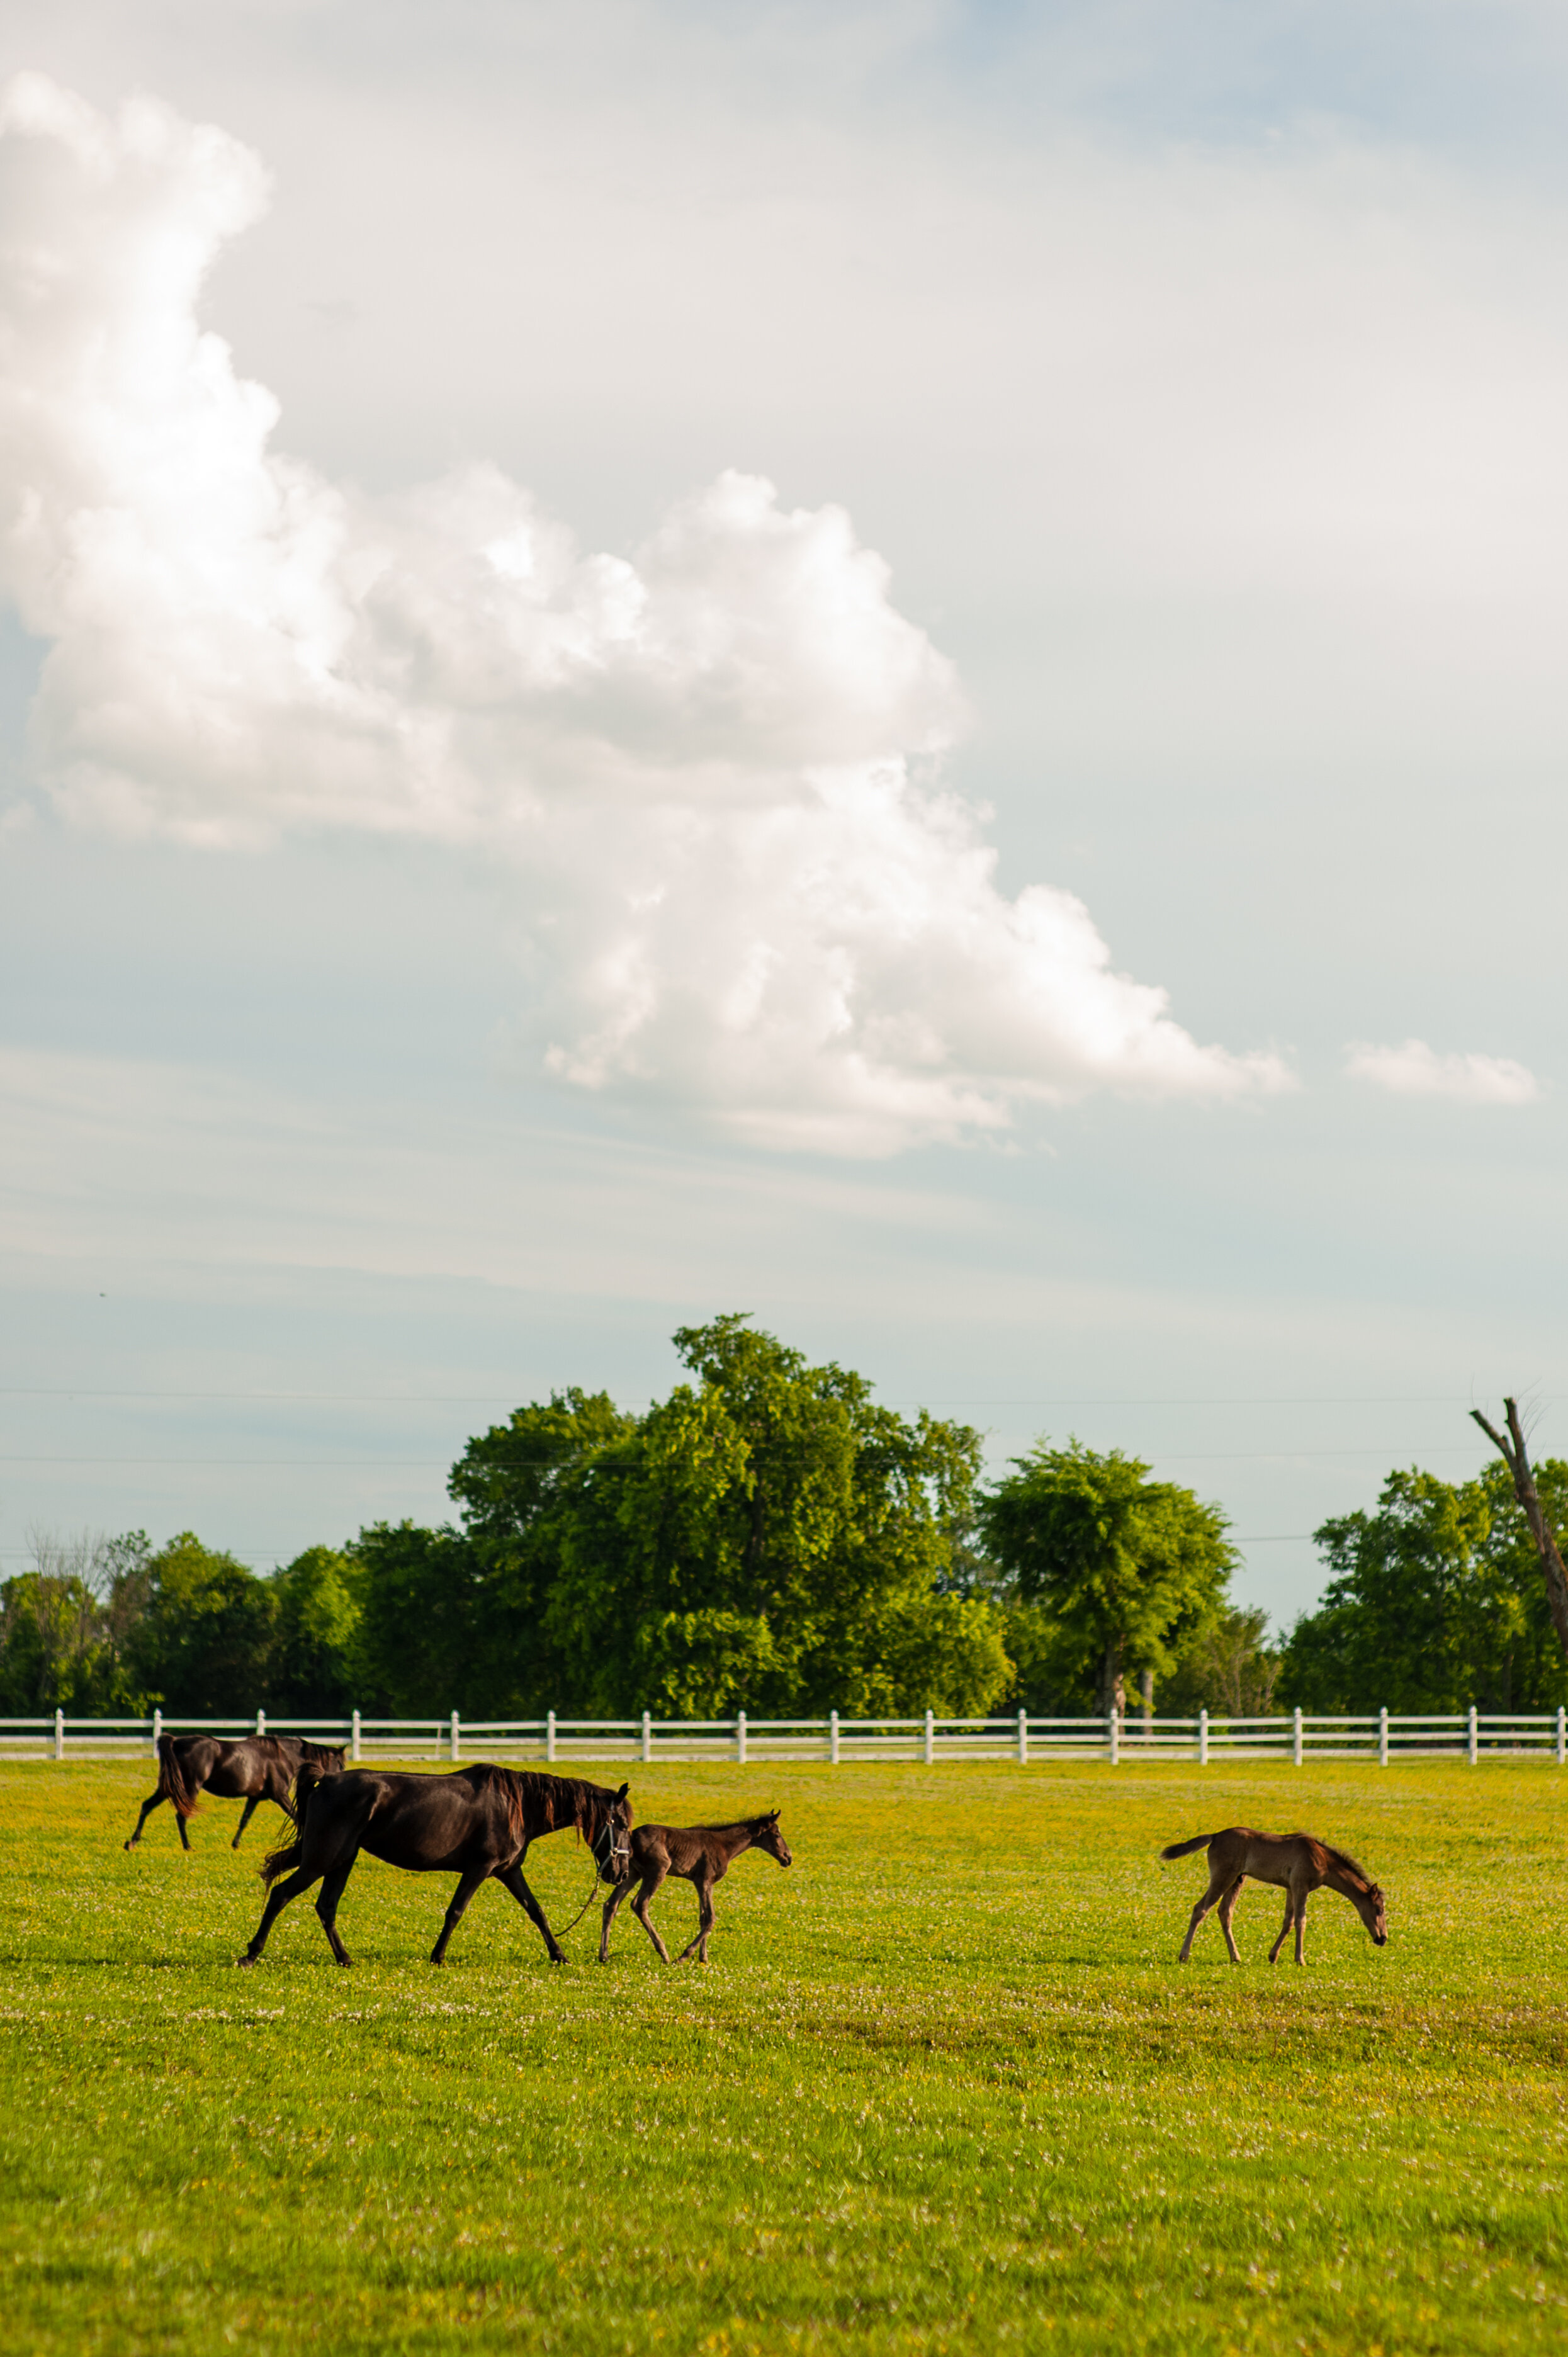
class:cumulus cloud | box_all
[0,74,1290,1151]
[1345,1039,1540,1105]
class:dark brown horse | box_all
[599,1809,791,1964]
[238,1763,633,1968]
[1162,1826,1387,1965]
[123,1734,347,1851]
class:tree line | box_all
[3,1318,1565,1719]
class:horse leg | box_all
[631,1864,673,1963]
[314,1856,359,1967]
[1215,1877,1245,1964]
[599,1873,635,1964]
[431,1868,488,1966]
[232,1796,261,1850]
[1178,1865,1229,1961]
[494,1864,567,1965]
[1294,1894,1308,1965]
[238,1865,321,1965]
[123,1790,164,1850]
[1268,1897,1295,1965]
[676,1876,717,1965]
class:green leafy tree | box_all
[538,1316,1008,1717]
[0,1530,152,1713]
[1161,1605,1281,1717]
[1281,1461,1568,1712]
[269,1546,363,1712]
[349,1522,484,1716]
[980,1440,1235,1715]
[126,1533,275,1715]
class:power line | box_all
[0,1388,1543,1408]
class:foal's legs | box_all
[599,1872,635,1963]
[631,1863,674,1963]
[1178,1861,1232,1961]
[232,1796,262,1849]
[676,1875,718,1964]
[431,1868,490,1965]
[1215,1876,1246,1964]
[494,1863,567,1964]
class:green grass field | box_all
[1,1758,1565,2355]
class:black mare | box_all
[238,1763,633,1967]
[124,1734,347,1851]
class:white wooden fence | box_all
[1,1705,1564,1765]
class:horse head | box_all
[591,1780,634,1882]
[1358,1882,1388,1945]
[755,1809,792,1867]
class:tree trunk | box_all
[1471,1398,1568,1661]
[1099,1641,1125,1720]
[1141,1665,1154,1741]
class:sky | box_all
[3,0,1567,1629]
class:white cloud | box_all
[1345,1039,1540,1104]
[0,74,1290,1151]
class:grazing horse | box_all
[238,1763,633,1968]
[599,1809,791,1965]
[123,1734,347,1851]
[1162,1826,1387,1965]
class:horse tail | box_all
[261,1761,326,1884]
[1159,1833,1215,1861]
[157,1736,201,1821]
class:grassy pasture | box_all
[0,1759,1565,2355]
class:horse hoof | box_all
[235,1955,257,1969]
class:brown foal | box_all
[599,1809,792,1964]
[1161,1826,1387,1965]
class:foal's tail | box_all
[1159,1833,1215,1861]
[260,1761,327,1885]
[157,1736,200,1821]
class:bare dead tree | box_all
[1470,1398,1568,1661]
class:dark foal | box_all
[1162,1826,1387,1965]
[599,1809,791,1964]
[239,1763,632,1968]
[124,1734,346,1851]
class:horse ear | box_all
[614,1782,629,1802]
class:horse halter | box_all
[593,1810,631,1882]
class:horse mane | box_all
[467,1766,612,1848]
[1323,1842,1373,1887]
[294,1738,346,1768]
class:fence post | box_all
[1017,1708,1029,1766]
[54,1707,64,1761]
[1379,1705,1388,1767]
[1199,1707,1209,1766]
[152,1706,162,1753]
[641,1710,653,1764]
[351,1708,361,1764]
[257,1708,266,1736]
[924,1709,935,1766]
[736,1710,747,1766]
[1292,1706,1303,1767]
[1467,1704,1478,1765]
[546,1709,556,1765]
[450,1710,460,1762]
[1108,1709,1119,1768]
[1559,1705,1566,1766]
[829,1709,840,1766]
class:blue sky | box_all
[2,0,1565,1622]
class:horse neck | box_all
[1324,1861,1369,1905]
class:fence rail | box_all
[1,1705,1564,1765]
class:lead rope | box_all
[551,1825,630,1941]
